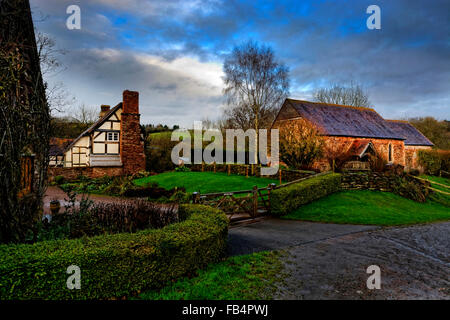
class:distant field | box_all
[134,171,278,193]
[283,190,450,226]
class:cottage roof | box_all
[63,102,122,152]
[49,138,73,156]
[282,99,405,140]
[385,120,434,146]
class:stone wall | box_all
[404,145,432,172]
[48,166,124,181]
[341,171,429,193]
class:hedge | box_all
[270,173,342,216]
[0,205,228,300]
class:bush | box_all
[54,175,65,185]
[0,205,228,299]
[122,184,181,198]
[392,177,429,203]
[270,173,341,216]
[175,165,191,172]
[39,200,178,241]
[418,150,441,175]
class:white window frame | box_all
[107,132,119,142]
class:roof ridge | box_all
[385,119,410,123]
[63,102,123,152]
[286,98,377,113]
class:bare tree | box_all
[36,32,74,113]
[72,104,98,125]
[314,82,371,107]
[222,40,289,162]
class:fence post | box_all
[192,192,199,204]
[246,165,249,178]
[213,161,216,173]
[252,185,258,217]
[268,183,276,214]
[201,161,204,172]
[228,164,230,175]
[279,169,282,185]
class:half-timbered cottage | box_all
[272,99,433,172]
[50,90,145,177]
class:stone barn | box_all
[272,99,433,172]
[49,90,146,179]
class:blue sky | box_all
[30,0,450,126]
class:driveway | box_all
[228,218,378,255]
[228,219,449,299]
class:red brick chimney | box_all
[99,105,110,118]
[120,90,146,174]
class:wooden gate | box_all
[193,184,276,221]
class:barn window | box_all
[388,144,393,162]
[107,132,119,141]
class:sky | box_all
[30,0,450,127]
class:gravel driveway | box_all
[228,219,449,299]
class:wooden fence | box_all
[193,171,330,221]
[409,175,450,196]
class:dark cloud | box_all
[30,0,450,126]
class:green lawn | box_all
[137,251,284,300]
[283,190,450,226]
[420,175,450,193]
[134,171,278,193]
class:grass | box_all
[282,190,450,226]
[134,171,279,193]
[420,175,450,193]
[137,250,285,300]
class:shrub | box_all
[54,175,65,185]
[175,165,191,172]
[270,173,341,216]
[368,153,387,172]
[392,177,429,203]
[122,184,180,198]
[0,205,228,299]
[438,150,450,173]
[418,149,441,175]
[278,119,324,169]
[39,200,178,240]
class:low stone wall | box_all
[341,171,429,193]
[48,166,124,181]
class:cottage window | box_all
[107,132,119,141]
[388,144,393,162]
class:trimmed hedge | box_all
[0,205,228,300]
[270,173,342,216]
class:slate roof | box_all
[346,139,374,158]
[284,99,405,140]
[49,138,73,156]
[385,120,434,146]
[64,102,122,152]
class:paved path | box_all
[228,218,378,255]
[43,186,128,214]
[228,219,449,299]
